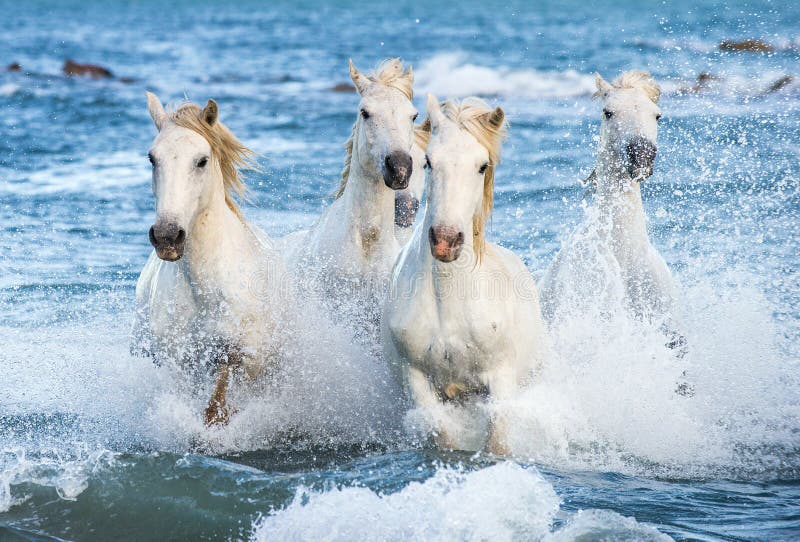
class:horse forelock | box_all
[169,103,256,221]
[370,58,414,100]
[607,71,661,104]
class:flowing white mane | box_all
[169,102,256,220]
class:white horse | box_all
[539,71,686,353]
[282,59,418,336]
[132,93,292,426]
[382,95,551,453]
[394,125,430,244]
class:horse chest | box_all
[395,294,506,378]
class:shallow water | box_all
[1,0,799,540]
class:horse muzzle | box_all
[429,225,464,262]
[149,220,186,261]
[383,150,413,190]
[395,192,420,228]
[626,136,657,181]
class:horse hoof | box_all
[485,440,510,456]
[204,404,231,427]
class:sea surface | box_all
[1,1,799,540]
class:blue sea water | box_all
[1,0,799,540]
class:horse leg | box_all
[484,369,516,456]
[204,349,242,426]
[408,368,455,449]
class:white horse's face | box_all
[145,92,219,261]
[424,97,490,263]
[596,74,661,180]
[350,62,417,190]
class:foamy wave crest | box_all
[0,83,21,97]
[414,52,596,99]
[250,462,670,541]
[0,448,117,513]
[0,302,402,454]
[501,256,798,477]
[1,150,148,197]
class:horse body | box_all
[383,95,550,453]
[132,93,290,425]
[282,59,418,333]
[134,207,286,374]
[540,71,678,332]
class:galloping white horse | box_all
[132,93,291,426]
[282,59,418,335]
[539,71,684,350]
[382,95,551,453]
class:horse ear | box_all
[595,73,613,95]
[405,64,414,84]
[349,59,371,95]
[146,91,166,131]
[426,93,444,131]
[202,99,218,126]
[485,106,505,129]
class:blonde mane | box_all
[596,70,661,104]
[334,58,414,199]
[440,97,507,257]
[170,102,256,220]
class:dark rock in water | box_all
[63,59,114,78]
[119,76,137,84]
[697,72,718,84]
[7,62,21,72]
[765,75,793,94]
[331,82,356,93]
[676,72,721,95]
[719,39,774,53]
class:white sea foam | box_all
[412,51,798,103]
[504,252,797,475]
[0,297,403,454]
[0,448,117,513]
[0,83,20,97]
[1,150,149,197]
[414,52,596,99]
[250,462,670,541]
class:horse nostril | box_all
[384,151,413,187]
[149,226,158,247]
[454,231,465,246]
[175,228,186,245]
[428,226,437,245]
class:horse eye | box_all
[361,108,370,120]
[603,109,614,120]
[196,156,208,168]
[479,163,489,174]
[424,155,431,170]
[147,152,155,166]
[656,114,662,121]
[412,112,419,122]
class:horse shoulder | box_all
[485,244,547,350]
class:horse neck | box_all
[340,141,396,250]
[181,180,250,280]
[592,149,649,248]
